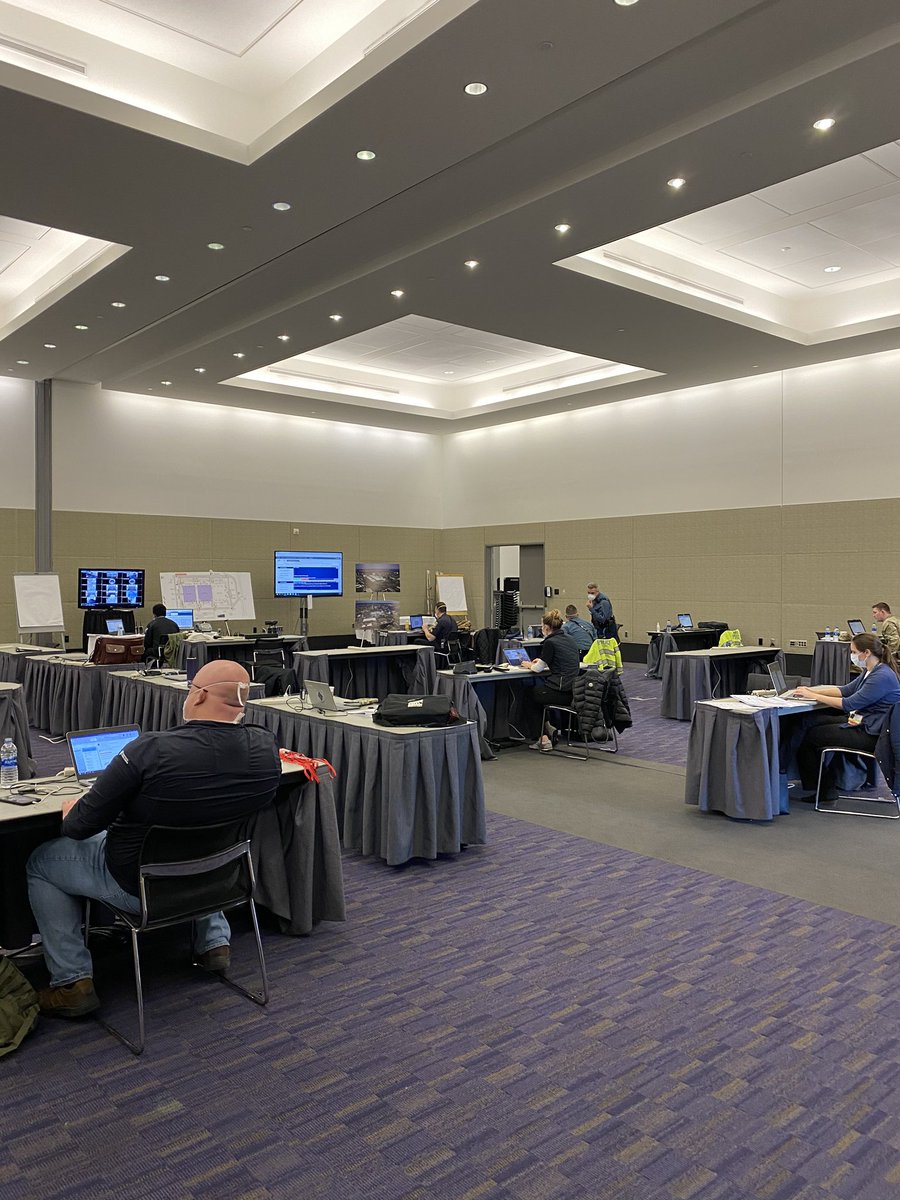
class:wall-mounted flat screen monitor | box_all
[274,551,343,598]
[78,569,145,609]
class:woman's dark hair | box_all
[850,633,900,679]
[542,608,564,631]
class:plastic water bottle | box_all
[872,622,878,635]
[833,625,840,640]
[665,620,672,634]
[824,626,831,641]
[656,621,661,634]
[0,738,18,788]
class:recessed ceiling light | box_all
[667,176,686,190]
[464,259,480,269]
[277,334,291,341]
[614,0,640,5]
[194,367,206,373]
[272,201,291,211]
[74,324,88,330]
[207,242,225,250]
[464,82,488,96]
[443,370,455,376]
[554,223,571,233]
[356,150,376,161]
[780,246,792,252]
[233,352,246,359]
[110,301,126,308]
[813,117,835,131]
[390,289,405,298]
[43,343,56,349]
[329,314,343,322]
[161,380,172,386]
[16,359,29,365]
[154,274,170,282]
[823,265,842,273]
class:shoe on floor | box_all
[38,978,100,1019]
[790,787,817,801]
[529,738,553,753]
[195,945,231,974]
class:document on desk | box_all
[729,695,811,708]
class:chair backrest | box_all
[135,820,257,927]
[473,628,500,663]
[746,671,801,692]
[875,700,900,797]
[583,638,623,673]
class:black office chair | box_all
[746,672,802,692]
[434,633,467,669]
[84,819,269,1055]
[814,701,900,819]
[251,637,287,680]
[540,703,619,761]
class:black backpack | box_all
[373,694,461,727]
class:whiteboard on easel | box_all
[14,574,65,633]
[160,571,256,621]
[435,573,467,613]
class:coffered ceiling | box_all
[1,0,900,432]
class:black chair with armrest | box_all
[251,637,287,680]
[434,632,468,669]
[84,818,269,1055]
[814,700,900,819]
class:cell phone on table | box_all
[1,793,41,805]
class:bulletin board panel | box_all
[160,571,256,621]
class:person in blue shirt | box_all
[586,583,616,640]
[562,605,595,656]
[792,634,900,800]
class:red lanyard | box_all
[279,748,337,783]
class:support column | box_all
[34,380,53,644]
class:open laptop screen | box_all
[409,615,424,630]
[105,618,125,634]
[503,648,530,666]
[847,618,866,637]
[168,608,194,630]
[677,613,693,629]
[767,662,788,695]
[67,725,141,782]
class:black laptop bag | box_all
[373,694,460,726]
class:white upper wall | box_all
[51,381,441,526]
[0,376,35,508]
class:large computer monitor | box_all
[274,551,343,598]
[167,608,194,630]
[78,569,145,609]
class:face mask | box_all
[850,652,867,669]
[182,699,191,724]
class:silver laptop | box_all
[767,663,800,699]
[304,679,366,714]
[66,725,141,783]
[847,618,866,637]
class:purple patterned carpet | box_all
[5,812,900,1200]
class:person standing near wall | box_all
[586,584,617,641]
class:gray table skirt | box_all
[100,673,264,732]
[292,647,436,700]
[0,649,50,685]
[23,658,129,736]
[684,703,786,821]
[179,637,308,670]
[246,703,486,865]
[434,674,494,759]
[0,684,35,779]
[646,632,677,679]
[251,768,345,935]
[661,649,785,720]
[810,640,851,687]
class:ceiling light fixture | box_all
[272,202,292,211]
[43,343,56,349]
[110,301,126,308]
[194,367,206,373]
[813,117,835,131]
[667,176,686,190]
[277,334,291,341]
[356,150,376,161]
[160,380,172,386]
[614,0,640,6]
[16,359,29,365]
[464,82,488,96]
[233,352,246,359]
[207,242,225,250]
[554,223,571,234]
[464,259,480,269]
[74,324,88,330]
[154,274,170,282]
[329,314,343,322]
[390,289,405,298]
[823,265,842,273]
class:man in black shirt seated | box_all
[27,661,281,1019]
[421,603,458,655]
[143,602,180,660]
[519,609,582,752]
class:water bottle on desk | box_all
[833,625,840,640]
[665,619,672,634]
[872,622,878,635]
[824,627,831,641]
[0,738,18,788]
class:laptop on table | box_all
[66,725,141,783]
[767,663,802,699]
[105,618,125,634]
[677,613,693,630]
[847,618,866,637]
[167,608,194,631]
[304,679,371,714]
[503,648,530,666]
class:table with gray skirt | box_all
[178,635,308,670]
[100,671,265,732]
[684,701,789,821]
[0,644,62,684]
[661,647,785,720]
[22,655,133,736]
[645,631,678,679]
[245,698,486,866]
[292,645,436,700]
[810,639,852,687]
[0,683,36,779]
[435,668,538,756]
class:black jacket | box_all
[571,667,632,740]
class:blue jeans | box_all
[26,833,230,987]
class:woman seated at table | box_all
[519,609,582,752]
[792,633,900,800]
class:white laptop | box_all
[66,725,141,783]
[305,679,372,714]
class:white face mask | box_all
[851,652,868,669]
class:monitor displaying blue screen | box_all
[168,608,194,630]
[78,569,145,609]
[503,648,530,666]
[67,726,141,779]
[274,551,343,597]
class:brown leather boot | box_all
[38,978,100,1019]
[195,945,231,974]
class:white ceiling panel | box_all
[811,193,900,246]
[0,240,29,273]
[766,246,893,288]
[755,156,895,214]
[863,141,900,179]
[0,215,50,242]
[860,234,900,267]
[663,194,783,244]
[100,0,303,56]
[721,223,849,269]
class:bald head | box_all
[183,661,251,723]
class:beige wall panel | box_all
[289,524,360,556]
[116,513,213,562]
[545,558,633,601]
[782,499,900,553]
[15,509,34,557]
[782,553,900,608]
[52,511,117,560]
[544,517,634,561]
[634,555,781,605]
[437,527,484,561]
[357,527,436,562]
[483,523,545,546]
[210,518,286,560]
[633,507,782,559]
